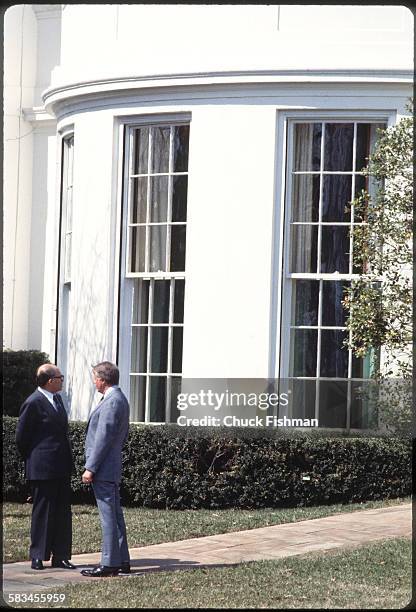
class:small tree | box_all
[343,104,413,434]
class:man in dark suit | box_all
[15,363,75,571]
[81,361,130,578]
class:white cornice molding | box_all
[22,106,56,127]
[32,5,62,20]
[42,69,413,119]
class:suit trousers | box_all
[29,478,72,561]
[92,480,130,568]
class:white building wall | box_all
[3,4,413,419]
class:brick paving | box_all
[2,502,411,601]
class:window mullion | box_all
[145,279,153,422]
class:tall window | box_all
[283,120,385,429]
[57,134,74,400]
[123,122,189,421]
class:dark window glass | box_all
[174,280,185,323]
[170,225,186,271]
[152,127,170,173]
[130,376,146,422]
[290,225,318,273]
[322,175,352,222]
[172,328,183,373]
[290,379,316,420]
[293,329,318,377]
[130,327,148,373]
[320,226,349,273]
[133,128,149,174]
[149,377,166,422]
[170,377,182,422]
[172,176,188,222]
[291,174,320,222]
[318,381,347,427]
[151,328,168,373]
[324,123,354,171]
[149,225,167,272]
[293,280,319,326]
[131,178,147,223]
[150,176,169,223]
[129,226,146,273]
[153,280,170,323]
[293,123,321,171]
[320,330,348,377]
[132,280,149,324]
[355,124,370,172]
[322,281,349,327]
[173,125,189,172]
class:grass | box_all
[3,496,410,563]
[8,537,412,608]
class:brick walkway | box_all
[2,502,411,599]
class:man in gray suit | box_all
[80,362,131,577]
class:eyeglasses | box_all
[51,375,64,381]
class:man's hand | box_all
[82,469,94,484]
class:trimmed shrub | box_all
[2,350,50,417]
[3,418,412,508]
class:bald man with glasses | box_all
[16,363,75,571]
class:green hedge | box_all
[3,417,412,508]
[2,350,50,417]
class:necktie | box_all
[53,394,64,414]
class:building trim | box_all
[43,69,412,119]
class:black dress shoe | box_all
[80,565,120,577]
[51,558,76,569]
[31,559,44,570]
[118,563,131,574]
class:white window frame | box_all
[117,114,191,423]
[275,109,396,432]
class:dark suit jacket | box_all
[16,389,74,480]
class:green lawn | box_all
[3,496,410,563]
[9,537,412,609]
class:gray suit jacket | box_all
[85,386,130,483]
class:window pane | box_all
[320,330,348,377]
[290,379,316,420]
[292,329,318,376]
[293,123,321,171]
[173,125,189,172]
[320,226,349,273]
[131,327,148,373]
[324,123,353,171]
[132,280,149,324]
[149,225,167,272]
[151,327,168,373]
[131,177,147,223]
[172,327,183,373]
[290,225,318,273]
[170,376,182,422]
[149,376,166,422]
[356,123,384,171]
[172,175,188,222]
[350,381,378,429]
[129,226,146,272]
[174,279,185,323]
[133,128,149,174]
[293,280,319,326]
[153,280,170,323]
[291,174,320,222]
[66,186,73,230]
[322,281,349,327]
[170,224,186,272]
[352,347,380,378]
[322,175,352,222]
[318,381,347,428]
[130,376,146,422]
[150,176,169,223]
[152,127,170,173]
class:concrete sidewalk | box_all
[2,502,411,598]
